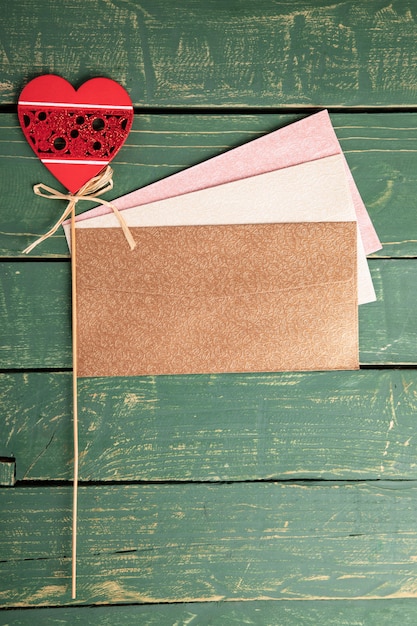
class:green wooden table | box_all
[2,1,417,623]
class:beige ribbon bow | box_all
[23,165,136,254]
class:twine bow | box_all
[23,166,136,254]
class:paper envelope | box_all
[75,156,360,377]
[68,109,381,255]
[76,222,358,377]
[75,154,375,305]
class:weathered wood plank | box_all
[359,260,417,364]
[0,458,15,487]
[1,370,416,482]
[2,599,417,625]
[0,262,71,368]
[2,1,417,107]
[1,259,416,368]
[2,112,417,258]
[1,482,417,607]
[335,115,417,259]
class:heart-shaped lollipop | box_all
[18,75,133,193]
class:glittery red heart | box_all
[18,75,133,194]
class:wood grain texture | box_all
[0,459,15,486]
[0,263,71,368]
[2,1,417,107]
[2,112,417,258]
[2,0,417,617]
[1,370,416,483]
[2,482,417,607]
[3,599,417,625]
[1,259,416,369]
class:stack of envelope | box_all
[64,111,380,377]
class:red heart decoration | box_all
[18,75,133,194]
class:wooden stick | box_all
[22,167,135,598]
[70,201,79,600]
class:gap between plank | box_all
[4,104,417,115]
